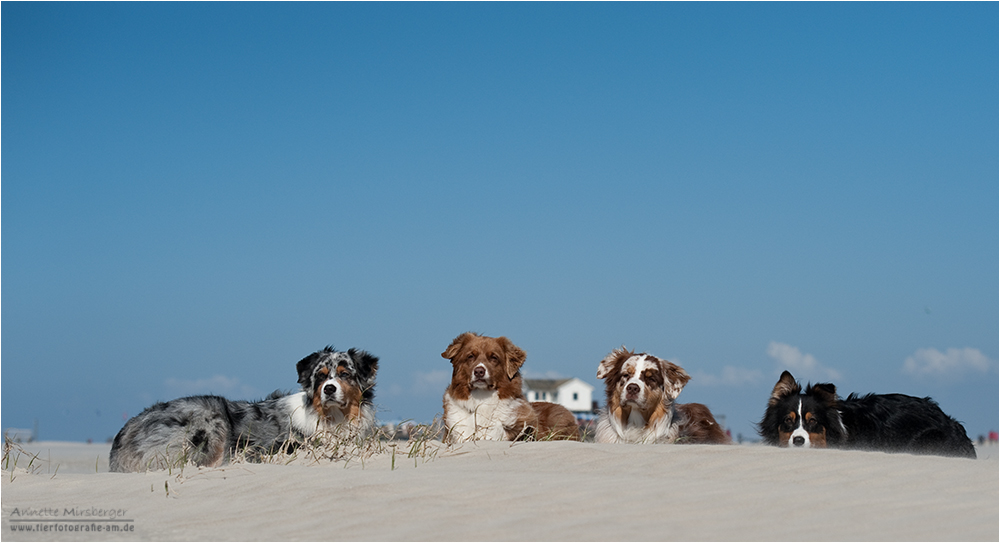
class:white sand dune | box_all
[2,440,997,541]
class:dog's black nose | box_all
[792,436,805,447]
[323,384,337,396]
[473,366,486,379]
[626,383,640,395]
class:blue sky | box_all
[3,2,997,443]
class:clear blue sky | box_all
[3,2,997,443]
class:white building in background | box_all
[4,427,35,443]
[522,378,595,416]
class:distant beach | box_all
[2,440,997,541]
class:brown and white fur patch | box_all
[441,332,580,443]
[595,347,729,444]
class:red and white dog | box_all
[441,332,580,443]
[595,347,729,444]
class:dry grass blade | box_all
[3,437,47,481]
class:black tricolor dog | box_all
[109,346,378,472]
[758,371,975,458]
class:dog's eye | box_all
[338,371,350,378]
[489,354,499,362]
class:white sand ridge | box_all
[2,440,997,541]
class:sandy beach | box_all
[2,439,997,541]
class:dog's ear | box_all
[348,348,379,387]
[658,357,691,401]
[498,336,526,380]
[442,332,477,361]
[810,383,846,441]
[809,382,839,407]
[596,347,632,380]
[296,350,325,388]
[768,371,801,406]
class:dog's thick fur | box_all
[757,371,976,458]
[595,347,729,444]
[441,332,580,443]
[109,346,378,472]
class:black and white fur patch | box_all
[758,370,976,458]
[109,346,378,472]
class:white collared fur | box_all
[282,391,375,438]
[443,390,529,443]
[596,403,680,444]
